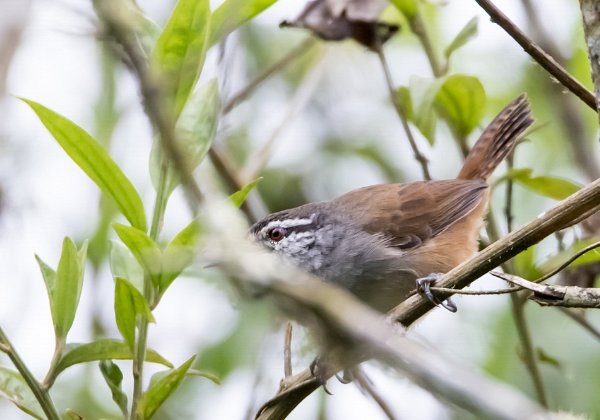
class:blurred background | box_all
[0,0,599,418]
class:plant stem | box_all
[0,326,60,420]
[41,336,65,390]
[130,162,168,419]
[408,13,444,77]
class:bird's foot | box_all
[416,273,457,313]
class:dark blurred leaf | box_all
[114,224,162,289]
[152,0,210,116]
[513,244,543,280]
[150,79,220,199]
[209,0,278,45]
[160,219,202,296]
[435,74,486,138]
[540,237,600,273]
[257,169,307,212]
[114,277,155,349]
[503,168,581,200]
[56,340,172,375]
[21,99,147,232]
[0,367,44,419]
[99,361,128,417]
[389,0,418,19]
[280,0,397,49]
[228,178,262,208]
[137,356,195,419]
[536,348,562,370]
[444,17,478,59]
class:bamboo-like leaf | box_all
[53,238,87,340]
[0,367,44,419]
[160,219,202,294]
[113,224,162,288]
[186,368,221,385]
[228,178,262,208]
[504,169,581,200]
[109,241,144,292]
[209,0,277,45]
[21,99,147,231]
[99,360,128,417]
[444,17,478,59]
[114,277,155,349]
[55,340,173,375]
[137,356,195,419]
[540,237,600,273]
[35,255,58,328]
[152,0,211,116]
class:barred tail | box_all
[457,94,534,180]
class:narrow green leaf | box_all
[228,178,262,208]
[115,278,155,349]
[55,340,173,375]
[150,79,221,198]
[186,368,221,385]
[506,168,581,200]
[540,237,600,273]
[160,219,202,294]
[444,17,478,59]
[109,241,144,292]
[113,224,162,288]
[0,367,44,419]
[99,360,128,417]
[53,238,86,339]
[407,76,446,144]
[21,99,147,231]
[35,255,58,329]
[389,0,418,19]
[435,74,486,138]
[209,0,278,45]
[152,0,211,116]
[137,356,195,419]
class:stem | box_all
[0,326,60,420]
[41,337,65,390]
[130,162,168,419]
[408,13,444,77]
[376,47,432,180]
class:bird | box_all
[250,94,534,313]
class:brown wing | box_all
[329,180,488,249]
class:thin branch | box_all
[352,368,397,420]
[407,13,444,77]
[376,47,432,180]
[474,0,597,112]
[284,322,293,378]
[558,307,600,341]
[537,240,600,283]
[223,38,317,114]
[430,286,520,295]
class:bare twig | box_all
[284,322,293,378]
[474,0,597,112]
[223,38,317,114]
[430,285,520,295]
[558,307,600,341]
[376,47,432,180]
[352,368,397,420]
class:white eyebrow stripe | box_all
[263,217,314,232]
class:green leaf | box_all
[186,368,221,385]
[389,0,418,19]
[407,76,447,144]
[152,0,211,116]
[99,360,128,417]
[209,0,278,46]
[150,79,221,199]
[505,168,581,200]
[21,99,147,231]
[35,255,58,328]
[395,86,414,121]
[53,238,87,339]
[55,340,173,375]
[540,237,600,273]
[109,241,144,292]
[114,278,155,349]
[228,178,262,208]
[138,356,195,418]
[0,367,44,419]
[160,219,202,295]
[444,17,478,59]
[113,224,162,288]
[435,74,486,138]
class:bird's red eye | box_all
[268,227,287,242]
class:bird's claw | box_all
[416,273,458,313]
[310,357,334,395]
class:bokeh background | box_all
[0,0,599,418]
